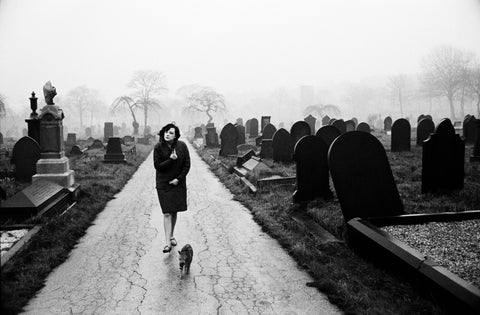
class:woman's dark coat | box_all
[154,139,191,213]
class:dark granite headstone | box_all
[328,131,404,221]
[104,122,114,143]
[0,132,3,146]
[384,116,392,132]
[293,135,332,203]
[236,125,246,145]
[290,121,311,147]
[356,122,371,133]
[345,120,356,132]
[205,127,219,147]
[463,116,477,144]
[391,118,411,152]
[328,118,336,126]
[249,118,259,138]
[245,119,251,134]
[416,118,435,146]
[272,128,293,163]
[69,145,83,155]
[11,136,41,182]
[66,133,76,146]
[315,126,341,149]
[0,179,67,219]
[417,114,426,123]
[322,115,330,126]
[104,137,126,163]
[194,127,203,139]
[88,139,104,149]
[470,119,480,162]
[262,123,277,140]
[261,116,271,132]
[219,123,239,156]
[260,139,273,159]
[332,119,346,134]
[304,114,316,135]
[422,119,464,193]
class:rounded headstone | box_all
[315,125,341,149]
[290,121,311,147]
[272,128,293,163]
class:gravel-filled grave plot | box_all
[383,219,480,289]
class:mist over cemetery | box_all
[1,33,480,313]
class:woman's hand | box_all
[170,149,178,160]
[169,178,179,185]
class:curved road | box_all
[23,141,340,315]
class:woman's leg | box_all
[163,213,172,247]
[171,212,177,238]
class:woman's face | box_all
[164,127,176,142]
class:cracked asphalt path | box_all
[22,141,341,315]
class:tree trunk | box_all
[459,87,465,119]
[206,110,213,124]
[398,91,403,118]
[143,106,148,135]
[448,94,456,121]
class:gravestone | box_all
[104,122,114,143]
[236,118,243,126]
[219,123,238,156]
[85,127,92,138]
[205,126,219,147]
[122,135,134,144]
[315,126,341,149]
[69,145,83,155]
[417,114,426,123]
[351,117,358,126]
[279,122,285,129]
[356,122,371,133]
[88,139,104,149]
[322,115,330,126]
[262,123,277,140]
[236,149,256,167]
[194,127,203,139]
[332,119,346,134]
[470,119,480,162]
[249,118,259,138]
[293,135,332,203]
[463,116,477,144]
[0,132,3,147]
[104,137,126,163]
[236,125,246,145]
[345,120,356,132]
[11,136,41,182]
[290,121,311,147]
[113,125,120,136]
[272,128,293,163]
[261,116,271,132]
[245,119,251,134]
[304,114,316,135]
[328,131,404,221]
[384,116,392,132]
[425,115,432,120]
[416,118,435,146]
[260,139,273,159]
[391,118,411,152]
[66,133,76,146]
[121,122,127,135]
[328,118,336,125]
[422,119,464,193]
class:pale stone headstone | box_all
[219,123,238,156]
[416,118,435,146]
[11,136,41,182]
[85,127,92,138]
[356,122,371,133]
[422,119,464,193]
[66,133,76,146]
[391,118,411,152]
[322,115,330,126]
[384,116,392,132]
[261,116,271,133]
[329,131,404,221]
[315,125,341,148]
[194,127,203,139]
[290,121,311,148]
[293,135,332,203]
[236,118,243,126]
[272,128,293,163]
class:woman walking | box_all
[154,123,191,253]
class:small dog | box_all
[178,244,193,274]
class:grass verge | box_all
[194,136,480,315]
[0,144,153,315]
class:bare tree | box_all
[128,70,167,134]
[65,86,104,130]
[184,86,226,124]
[110,96,140,135]
[467,62,480,117]
[421,45,472,120]
[303,104,341,118]
[387,74,410,118]
[0,93,6,132]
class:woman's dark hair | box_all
[159,123,181,146]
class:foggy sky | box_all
[1,0,480,112]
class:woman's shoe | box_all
[170,237,177,246]
[163,245,172,253]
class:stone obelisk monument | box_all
[32,81,75,187]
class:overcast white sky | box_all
[1,0,480,112]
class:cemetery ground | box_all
[195,130,480,315]
[0,142,153,315]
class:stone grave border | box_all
[1,224,42,268]
[347,210,480,314]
